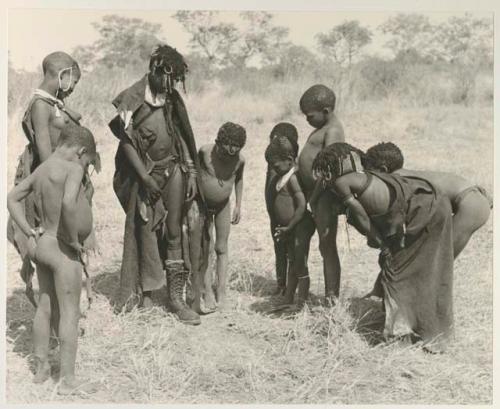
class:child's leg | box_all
[453,190,491,258]
[202,218,217,311]
[214,201,231,308]
[32,263,55,383]
[283,238,297,304]
[271,222,288,293]
[52,250,83,391]
[313,191,341,300]
[294,216,315,307]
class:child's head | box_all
[215,122,246,156]
[42,52,80,98]
[148,44,188,95]
[265,136,296,176]
[299,84,336,129]
[363,142,404,173]
[58,123,100,171]
[269,122,299,158]
[312,142,365,182]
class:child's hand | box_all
[231,206,241,224]
[273,226,290,241]
[26,227,44,261]
[185,175,197,202]
[68,241,84,258]
[142,175,161,202]
[378,246,392,268]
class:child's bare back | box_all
[396,169,472,204]
[33,157,92,245]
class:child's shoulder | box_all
[238,152,245,164]
[286,173,303,192]
[199,143,214,155]
[31,98,53,117]
[323,116,345,140]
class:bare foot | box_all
[33,359,51,384]
[203,291,217,312]
[141,295,154,310]
[58,378,98,396]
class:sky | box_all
[8,8,491,72]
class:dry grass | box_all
[6,78,493,404]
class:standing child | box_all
[297,84,345,301]
[264,123,299,295]
[265,136,315,309]
[197,122,246,310]
[7,124,99,394]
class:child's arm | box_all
[231,158,245,224]
[309,179,325,211]
[7,174,37,237]
[179,135,197,201]
[333,176,385,248]
[121,142,161,201]
[274,175,306,239]
[31,100,53,162]
[61,164,85,251]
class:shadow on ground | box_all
[347,297,386,346]
[238,271,386,345]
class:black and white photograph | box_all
[2,0,496,405]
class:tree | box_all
[379,14,435,58]
[238,12,289,66]
[173,11,239,68]
[72,15,164,70]
[173,11,289,68]
[274,45,319,78]
[316,20,372,68]
[430,13,492,64]
[430,13,493,104]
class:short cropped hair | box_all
[58,123,96,157]
[363,142,404,173]
[215,122,247,148]
[312,142,365,178]
[269,122,299,158]
[42,51,80,76]
[299,84,336,113]
[265,135,295,164]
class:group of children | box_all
[264,93,492,351]
[7,46,492,393]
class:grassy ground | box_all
[5,85,493,403]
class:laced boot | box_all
[166,260,200,325]
[183,268,195,307]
